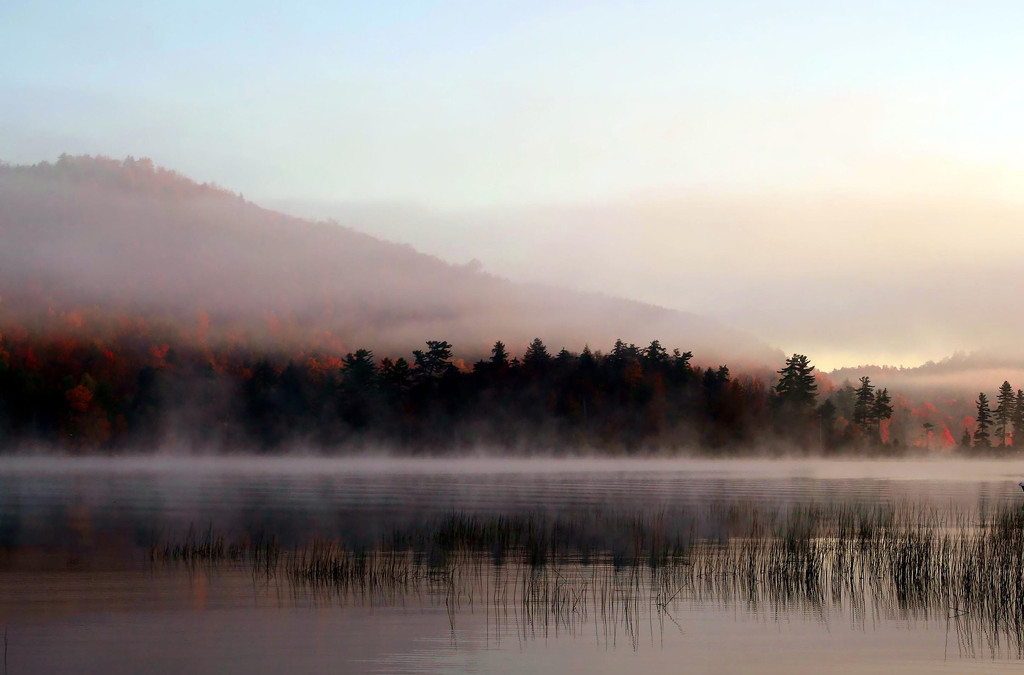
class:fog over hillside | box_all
[827,352,1024,398]
[0,155,779,366]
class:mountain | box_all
[0,155,780,365]
[826,352,1024,397]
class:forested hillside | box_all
[0,155,777,364]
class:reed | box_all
[151,500,1024,655]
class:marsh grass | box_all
[152,501,1024,656]
[150,525,280,571]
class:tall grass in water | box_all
[152,501,1024,657]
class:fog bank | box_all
[0,156,777,366]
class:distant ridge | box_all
[827,351,1024,395]
[0,155,781,365]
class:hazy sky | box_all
[4,1,1024,369]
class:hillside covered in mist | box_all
[2,156,1020,455]
[0,155,777,365]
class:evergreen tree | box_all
[379,357,411,396]
[579,345,597,371]
[490,341,509,369]
[973,392,993,450]
[609,339,640,368]
[1013,389,1024,448]
[522,337,551,374]
[671,349,693,383]
[342,349,376,388]
[959,427,972,450]
[643,340,670,370]
[994,381,1015,447]
[339,349,377,429]
[412,340,454,380]
[873,388,893,433]
[774,354,818,413]
[832,382,857,421]
[853,377,875,427]
[702,367,726,403]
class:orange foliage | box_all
[306,355,343,381]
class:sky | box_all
[4,1,1024,370]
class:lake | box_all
[2,456,1024,673]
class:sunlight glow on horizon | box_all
[4,1,1024,368]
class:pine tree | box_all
[643,340,669,370]
[994,381,1015,448]
[522,338,551,374]
[579,345,596,371]
[412,340,453,380]
[379,357,411,396]
[873,388,893,441]
[832,382,857,421]
[339,349,378,429]
[973,392,993,450]
[1013,389,1024,449]
[490,341,509,369]
[853,377,876,427]
[775,354,818,413]
[342,349,376,388]
[671,349,693,383]
[528,338,552,368]
[959,427,972,450]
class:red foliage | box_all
[66,385,93,413]
[150,344,171,368]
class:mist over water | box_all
[5,456,1024,673]
[3,455,1023,553]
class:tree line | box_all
[958,381,1024,453]
[0,330,911,454]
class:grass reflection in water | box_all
[151,501,1024,658]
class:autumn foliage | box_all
[0,310,947,456]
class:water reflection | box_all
[3,456,1023,555]
[135,500,1024,662]
[5,457,1024,672]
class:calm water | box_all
[3,456,1024,673]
